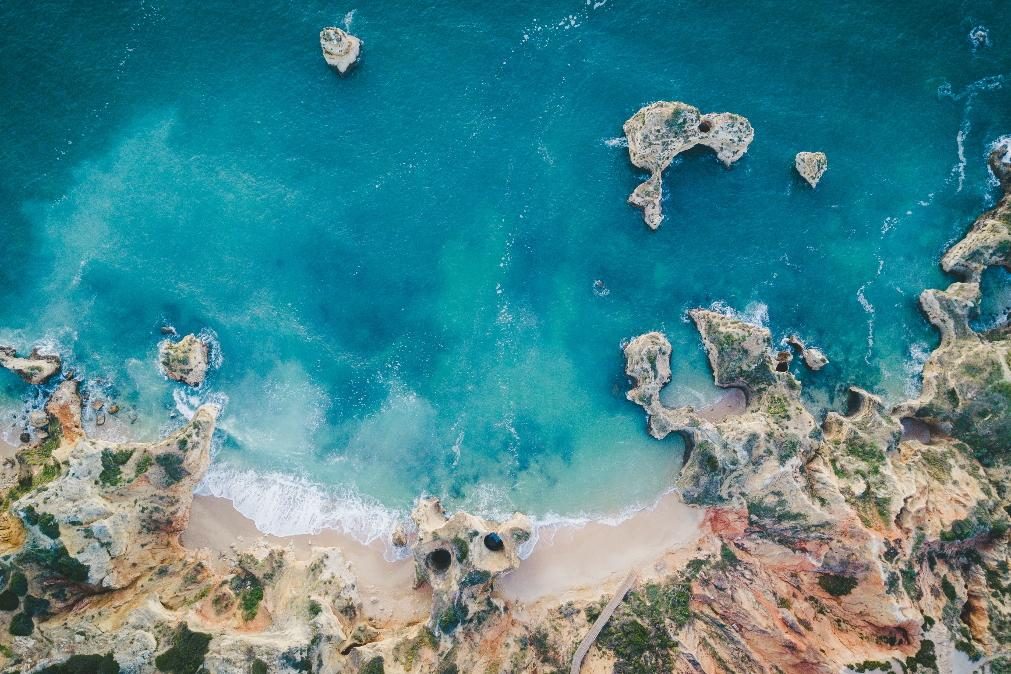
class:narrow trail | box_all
[570,570,638,674]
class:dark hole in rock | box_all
[775,361,789,372]
[427,548,452,572]
[698,120,712,133]
[18,432,30,444]
[484,532,505,552]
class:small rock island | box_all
[320,26,361,75]
[623,101,754,229]
[795,151,828,188]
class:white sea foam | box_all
[342,10,356,30]
[904,342,931,398]
[856,258,884,363]
[197,465,411,561]
[199,462,679,563]
[706,300,769,328]
[603,137,628,148]
[968,25,991,51]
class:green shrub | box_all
[360,657,385,674]
[154,623,212,673]
[9,571,27,596]
[23,593,50,617]
[241,585,264,621]
[250,660,268,674]
[8,611,33,636]
[22,506,61,539]
[156,453,188,485]
[817,573,858,597]
[134,452,154,478]
[0,589,19,611]
[942,576,958,601]
[99,449,134,486]
[37,653,120,673]
[18,544,89,583]
[720,543,739,566]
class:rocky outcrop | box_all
[941,143,1011,283]
[623,101,754,229]
[0,346,60,385]
[320,26,361,75]
[411,498,531,636]
[158,333,209,387]
[795,151,828,188]
[786,334,829,370]
[689,308,777,394]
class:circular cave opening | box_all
[698,120,712,133]
[484,532,505,552]
[426,548,452,572]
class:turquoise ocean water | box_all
[1,0,1010,542]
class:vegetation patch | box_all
[156,453,188,485]
[393,626,438,671]
[8,611,33,636]
[817,573,858,597]
[99,448,135,486]
[154,623,212,674]
[19,543,90,583]
[21,505,60,539]
[596,578,692,674]
[37,653,120,673]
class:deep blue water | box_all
[1,0,1010,538]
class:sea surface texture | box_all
[2,0,1010,541]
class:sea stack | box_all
[158,333,209,387]
[623,101,754,229]
[795,151,828,188]
[320,26,361,75]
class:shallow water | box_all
[1,0,1010,537]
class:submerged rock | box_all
[159,333,209,387]
[0,346,61,385]
[794,151,828,188]
[623,101,753,229]
[320,26,361,75]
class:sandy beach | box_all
[184,489,708,615]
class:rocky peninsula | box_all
[0,149,1008,673]
[623,101,754,229]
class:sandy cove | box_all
[183,490,707,617]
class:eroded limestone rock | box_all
[159,333,209,387]
[623,101,754,229]
[795,151,828,188]
[941,144,1011,283]
[0,346,60,385]
[786,335,829,371]
[320,26,361,75]
[411,497,531,636]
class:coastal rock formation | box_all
[623,101,754,229]
[941,144,1011,282]
[411,498,531,636]
[794,151,828,188]
[0,346,60,385]
[159,333,209,387]
[786,334,830,370]
[320,26,361,75]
